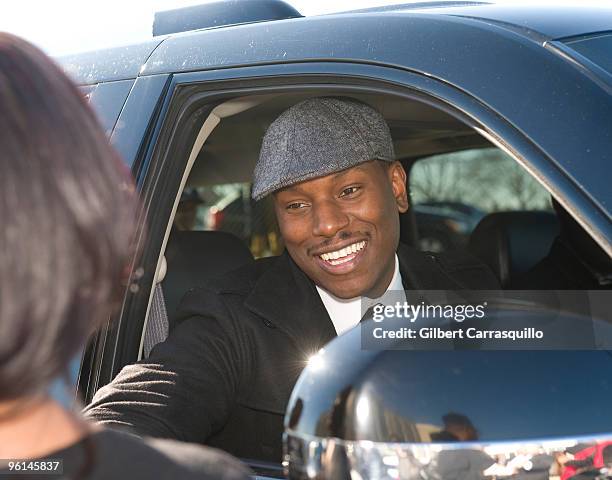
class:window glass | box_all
[175,183,283,258]
[81,80,134,137]
[409,147,552,252]
[564,32,612,77]
[180,149,554,256]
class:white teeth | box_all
[329,256,353,266]
[319,241,367,263]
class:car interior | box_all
[139,90,571,358]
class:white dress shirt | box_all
[316,254,406,335]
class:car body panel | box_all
[362,4,612,40]
[59,38,163,85]
[109,74,171,171]
[86,79,134,136]
[565,32,612,73]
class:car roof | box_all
[59,2,612,85]
[342,2,612,40]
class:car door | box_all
[75,50,610,477]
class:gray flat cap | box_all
[252,97,395,200]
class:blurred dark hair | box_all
[0,33,137,401]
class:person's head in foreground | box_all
[0,33,248,479]
[253,97,409,299]
[0,33,136,416]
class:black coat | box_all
[84,244,498,462]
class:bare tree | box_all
[410,148,551,212]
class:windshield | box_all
[563,31,612,77]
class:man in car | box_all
[84,97,498,461]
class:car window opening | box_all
[136,88,611,367]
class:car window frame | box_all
[80,61,612,476]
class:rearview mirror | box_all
[283,306,612,480]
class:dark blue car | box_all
[59,1,612,477]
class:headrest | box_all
[162,230,254,323]
[468,211,559,287]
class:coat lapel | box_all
[397,243,431,290]
[398,242,464,290]
[244,251,337,351]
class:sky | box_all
[0,0,610,56]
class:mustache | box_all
[307,231,371,256]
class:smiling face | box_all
[273,160,409,299]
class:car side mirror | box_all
[283,307,612,480]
